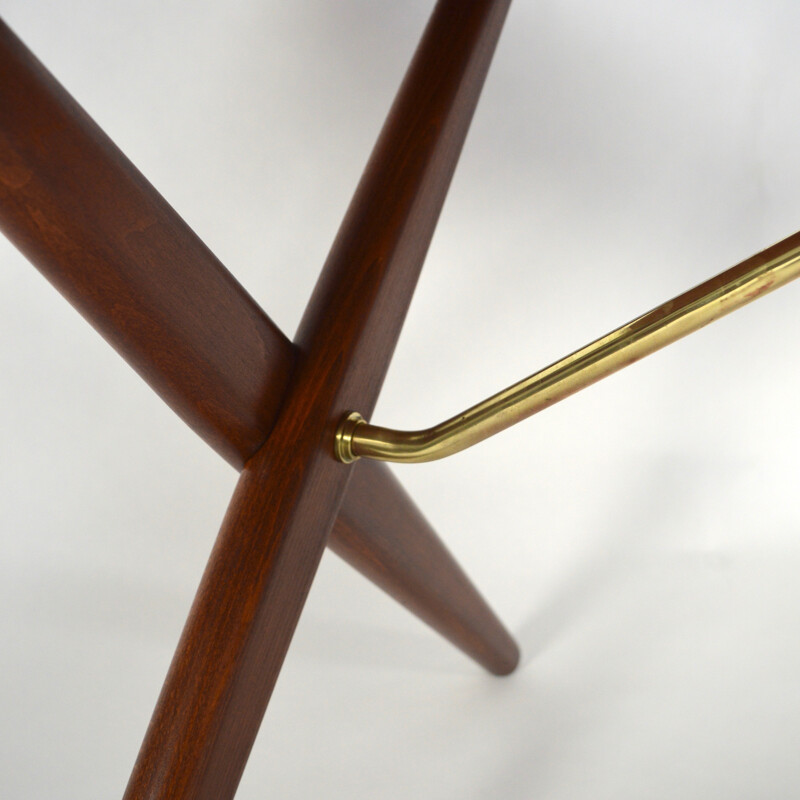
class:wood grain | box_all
[0,14,517,677]
[0,18,294,470]
[123,1,514,797]
[333,459,519,675]
[0,14,519,680]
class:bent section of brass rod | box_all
[335,232,800,464]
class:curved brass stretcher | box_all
[336,233,800,463]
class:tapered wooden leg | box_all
[331,461,519,674]
[123,417,352,800]
[0,20,294,469]
[2,12,518,678]
[125,1,514,794]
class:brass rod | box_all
[335,232,800,463]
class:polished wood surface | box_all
[124,1,513,796]
[1,2,517,797]
[0,18,294,470]
[333,460,519,675]
[0,14,516,679]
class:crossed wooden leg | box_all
[0,1,516,797]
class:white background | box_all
[3,1,800,797]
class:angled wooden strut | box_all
[0,11,515,677]
[124,3,516,796]
[0,1,517,797]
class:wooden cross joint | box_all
[0,2,518,797]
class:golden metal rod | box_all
[335,231,800,464]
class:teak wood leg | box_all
[126,0,514,794]
[0,0,516,796]
[0,18,295,469]
[123,402,354,799]
[333,461,519,675]
[0,5,516,678]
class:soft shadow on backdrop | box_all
[2,1,800,797]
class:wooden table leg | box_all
[0,18,294,469]
[124,1,513,795]
[0,12,516,676]
[333,460,519,675]
[2,2,516,795]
